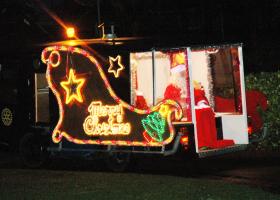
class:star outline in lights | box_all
[108,55,125,78]
[60,68,85,104]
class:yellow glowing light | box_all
[66,27,75,38]
[68,40,78,46]
[180,136,189,145]
[42,46,183,146]
[83,101,131,136]
[159,105,170,118]
[60,68,85,104]
[108,55,125,78]
[171,52,186,67]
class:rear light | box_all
[180,135,189,145]
[247,116,253,136]
[179,127,189,146]
[248,126,253,135]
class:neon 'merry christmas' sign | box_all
[83,101,131,136]
[41,46,183,146]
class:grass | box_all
[0,169,279,200]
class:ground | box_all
[0,149,280,199]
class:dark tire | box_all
[19,132,50,168]
[105,151,130,172]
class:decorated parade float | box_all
[32,42,249,170]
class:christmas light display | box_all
[83,101,131,136]
[142,112,166,142]
[159,104,170,117]
[60,68,85,104]
[41,46,183,146]
[49,50,61,67]
[108,55,125,78]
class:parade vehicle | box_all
[33,41,251,169]
[0,27,254,171]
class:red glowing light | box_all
[248,126,253,135]
[180,135,189,145]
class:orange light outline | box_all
[108,55,125,78]
[49,50,61,67]
[60,68,85,104]
[42,46,183,146]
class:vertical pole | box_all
[238,46,249,144]
[152,49,155,106]
[229,50,238,112]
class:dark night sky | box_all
[1,0,280,73]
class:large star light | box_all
[60,68,85,104]
[108,55,125,78]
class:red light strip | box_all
[42,46,183,146]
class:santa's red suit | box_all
[164,84,181,102]
[246,90,268,133]
[194,89,234,149]
[194,88,210,107]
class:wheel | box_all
[105,150,130,172]
[19,132,50,168]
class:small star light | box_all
[60,68,85,104]
[108,55,125,78]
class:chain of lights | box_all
[184,50,192,121]
[60,68,85,104]
[48,50,61,67]
[83,101,131,136]
[205,51,215,108]
[108,55,125,78]
[142,112,166,142]
[41,46,183,146]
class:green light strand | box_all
[141,112,166,142]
